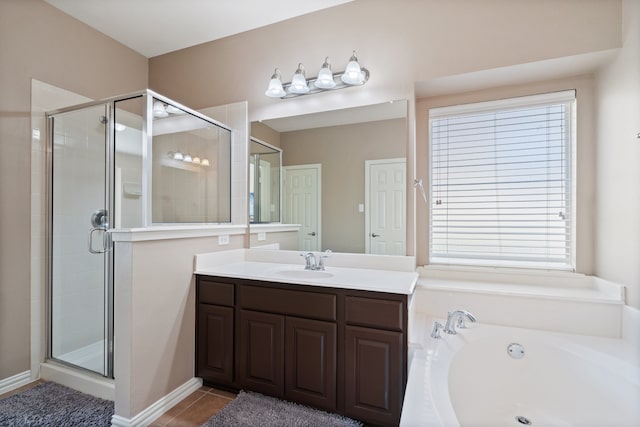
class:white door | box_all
[283,165,321,251]
[366,159,406,255]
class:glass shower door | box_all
[49,103,113,377]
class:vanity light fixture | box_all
[192,155,201,165]
[201,158,210,166]
[153,100,187,118]
[341,51,366,85]
[289,63,310,94]
[314,57,336,89]
[265,50,370,99]
[183,153,193,163]
[153,100,169,118]
[167,150,184,161]
[265,69,286,97]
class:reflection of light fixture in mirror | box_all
[153,100,169,118]
[314,57,336,89]
[168,150,184,160]
[341,50,365,85]
[289,63,309,94]
[266,51,369,99]
[167,151,209,167]
[165,104,184,115]
[265,68,286,98]
[115,122,126,132]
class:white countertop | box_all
[195,249,418,295]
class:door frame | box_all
[364,158,407,255]
[45,101,115,378]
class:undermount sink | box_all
[274,269,334,279]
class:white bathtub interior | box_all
[402,274,640,427]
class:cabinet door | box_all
[238,309,285,397]
[197,304,234,385]
[285,317,337,412]
[345,325,404,427]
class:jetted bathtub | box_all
[400,321,640,427]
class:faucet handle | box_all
[431,321,443,339]
[300,252,314,269]
[318,249,332,270]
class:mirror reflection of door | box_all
[366,158,406,255]
[283,164,321,251]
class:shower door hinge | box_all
[100,116,108,124]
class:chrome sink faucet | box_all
[300,249,332,271]
[301,252,317,270]
[443,310,477,335]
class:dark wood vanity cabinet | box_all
[196,275,407,427]
[196,279,235,387]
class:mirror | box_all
[250,100,408,255]
[250,138,281,223]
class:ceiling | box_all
[44,0,353,58]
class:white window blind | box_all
[429,91,575,270]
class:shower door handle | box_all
[88,209,111,254]
[88,227,111,254]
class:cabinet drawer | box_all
[345,296,404,331]
[198,278,234,306]
[239,285,336,321]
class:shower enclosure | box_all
[46,90,232,378]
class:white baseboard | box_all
[111,377,203,427]
[0,370,32,395]
[40,362,115,401]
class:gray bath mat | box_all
[0,381,114,426]
[202,390,362,427]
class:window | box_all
[429,91,576,270]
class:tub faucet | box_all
[444,310,477,334]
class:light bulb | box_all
[192,156,201,165]
[341,51,365,85]
[314,57,336,89]
[183,153,193,163]
[201,158,210,166]
[265,68,286,98]
[173,151,184,161]
[289,63,309,94]
[153,100,168,118]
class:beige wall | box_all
[281,119,406,253]
[416,75,597,271]
[114,235,244,417]
[251,122,281,148]
[595,0,640,308]
[0,0,147,381]
[149,0,620,123]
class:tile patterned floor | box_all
[0,381,235,427]
[150,386,236,427]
